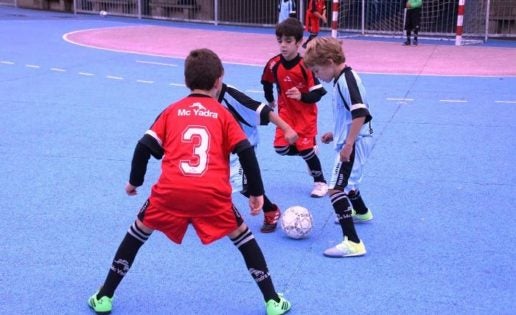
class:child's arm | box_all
[268,111,298,144]
[236,142,265,214]
[340,116,366,162]
[286,85,326,103]
[126,133,164,195]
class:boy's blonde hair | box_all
[303,37,346,68]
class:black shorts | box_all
[405,8,421,31]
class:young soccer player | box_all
[403,0,423,46]
[261,17,328,198]
[303,37,374,257]
[278,0,297,23]
[218,83,298,232]
[88,49,291,315]
[302,0,327,49]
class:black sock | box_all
[348,190,368,215]
[231,227,278,302]
[331,192,359,243]
[262,195,275,212]
[97,222,151,298]
[300,148,325,183]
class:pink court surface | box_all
[65,25,516,76]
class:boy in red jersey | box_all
[261,17,328,198]
[302,0,327,49]
[88,49,291,315]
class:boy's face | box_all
[310,63,336,83]
[277,35,300,61]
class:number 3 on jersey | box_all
[180,126,209,176]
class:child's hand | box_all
[285,87,301,100]
[268,101,277,109]
[284,127,299,144]
[340,143,353,162]
[249,195,264,215]
[321,16,327,24]
[125,182,138,196]
[321,132,333,144]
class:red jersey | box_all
[147,94,247,217]
[305,0,326,33]
[261,54,322,149]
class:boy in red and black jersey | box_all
[261,17,328,198]
[303,0,327,49]
[88,48,291,315]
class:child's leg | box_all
[413,26,419,43]
[97,220,152,298]
[229,224,279,302]
[331,191,359,243]
[302,33,317,48]
[240,162,281,233]
[348,190,368,214]
[299,148,326,183]
[404,29,411,45]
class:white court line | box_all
[136,79,154,84]
[136,60,178,67]
[50,68,66,72]
[106,75,124,80]
[495,100,516,104]
[78,72,95,76]
[440,99,468,103]
[0,60,14,65]
[245,89,262,94]
[386,97,414,101]
[170,83,186,87]
[26,64,40,68]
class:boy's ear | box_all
[212,76,224,96]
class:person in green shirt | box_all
[404,0,422,46]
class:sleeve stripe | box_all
[145,130,162,146]
[351,103,367,111]
[256,102,266,114]
[309,83,324,92]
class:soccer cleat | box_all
[88,292,113,314]
[323,236,366,257]
[261,205,281,233]
[266,293,291,315]
[403,40,411,46]
[310,182,328,198]
[353,209,373,223]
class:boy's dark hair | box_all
[184,48,224,91]
[276,17,304,42]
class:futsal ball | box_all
[99,10,108,16]
[280,206,313,239]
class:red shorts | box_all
[306,16,321,33]
[274,129,316,152]
[137,199,243,245]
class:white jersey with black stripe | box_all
[219,84,271,147]
[332,66,372,151]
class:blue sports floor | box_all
[1,6,515,315]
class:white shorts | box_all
[229,154,244,193]
[328,135,373,193]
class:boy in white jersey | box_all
[218,83,298,232]
[303,37,374,257]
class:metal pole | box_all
[485,0,491,42]
[331,0,339,38]
[300,0,304,25]
[361,0,365,35]
[455,0,466,46]
[214,0,218,25]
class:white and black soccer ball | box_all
[280,206,313,239]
